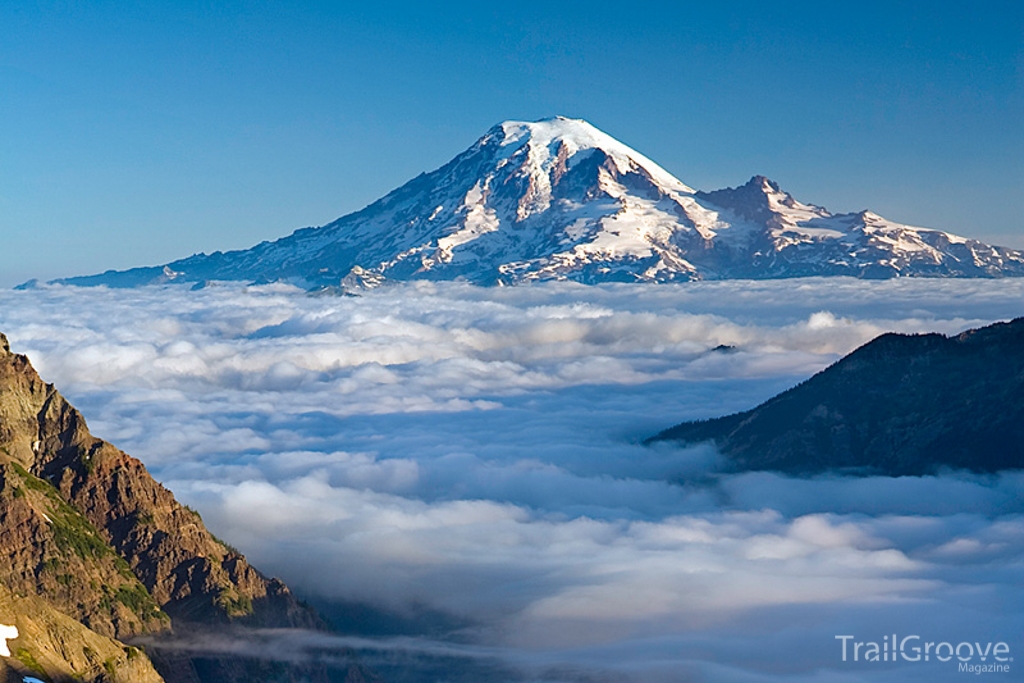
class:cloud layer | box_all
[2,277,1022,682]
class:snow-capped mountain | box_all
[53,117,1024,288]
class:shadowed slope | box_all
[650,318,1024,475]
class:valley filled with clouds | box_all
[2,278,1022,682]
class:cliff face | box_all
[0,332,352,682]
[0,459,168,641]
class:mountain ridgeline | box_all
[48,117,1024,290]
[650,318,1024,476]
[0,334,377,683]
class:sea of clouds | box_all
[2,277,1022,682]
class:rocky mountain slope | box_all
[0,585,164,683]
[0,333,376,682]
[649,317,1024,476]
[50,117,1024,289]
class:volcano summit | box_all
[55,117,1024,288]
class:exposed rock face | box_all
[0,459,167,641]
[649,317,1024,476]
[0,332,378,682]
[0,585,164,683]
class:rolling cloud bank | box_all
[2,278,1022,682]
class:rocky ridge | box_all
[649,317,1024,476]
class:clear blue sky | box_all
[2,1,1021,286]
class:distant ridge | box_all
[649,318,1024,476]
[47,117,1024,289]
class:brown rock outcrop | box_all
[0,460,167,640]
[0,585,165,683]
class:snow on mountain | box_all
[51,117,1024,289]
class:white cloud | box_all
[1,277,1022,681]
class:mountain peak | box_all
[483,117,694,195]
[496,116,611,144]
[747,175,782,193]
[696,174,816,224]
[50,118,1024,288]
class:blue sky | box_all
[1,1,1021,286]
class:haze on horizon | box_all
[1,1,1022,287]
